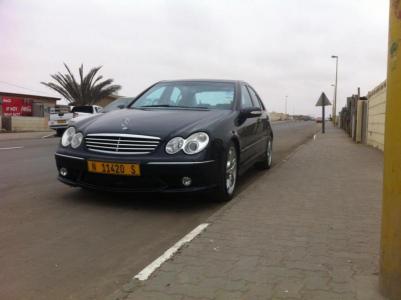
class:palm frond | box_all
[41,63,121,105]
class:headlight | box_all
[166,137,185,154]
[183,132,209,154]
[165,132,209,155]
[71,132,83,149]
[61,127,76,147]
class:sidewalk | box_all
[0,131,55,141]
[112,125,385,300]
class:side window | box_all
[241,85,253,109]
[247,86,265,110]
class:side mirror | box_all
[240,107,262,119]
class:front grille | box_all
[85,133,161,155]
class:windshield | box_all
[71,106,93,113]
[103,98,133,112]
[131,82,235,110]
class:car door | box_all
[237,84,259,165]
[247,85,271,156]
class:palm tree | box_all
[41,63,121,105]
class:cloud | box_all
[0,0,389,115]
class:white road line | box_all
[42,133,55,139]
[0,146,24,150]
[134,223,209,281]
[313,134,317,140]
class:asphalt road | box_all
[0,121,317,300]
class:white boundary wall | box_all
[367,81,386,151]
[11,116,49,132]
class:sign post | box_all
[315,92,332,134]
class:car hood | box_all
[78,108,234,139]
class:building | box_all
[0,91,60,117]
[0,91,60,132]
[95,94,120,107]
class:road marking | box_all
[313,134,317,140]
[134,223,209,281]
[0,146,24,150]
[42,133,55,139]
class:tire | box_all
[211,142,238,202]
[255,137,273,170]
[56,129,64,137]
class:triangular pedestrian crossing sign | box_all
[315,92,332,107]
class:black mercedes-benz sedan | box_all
[55,80,273,201]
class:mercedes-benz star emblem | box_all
[121,117,130,131]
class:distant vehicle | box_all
[102,97,134,113]
[55,80,273,201]
[316,117,323,123]
[48,106,73,136]
[68,99,133,126]
[49,105,102,136]
[67,105,103,126]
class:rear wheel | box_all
[255,137,273,170]
[211,142,238,202]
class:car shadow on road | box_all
[58,163,275,214]
[60,187,224,213]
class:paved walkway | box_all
[111,125,385,300]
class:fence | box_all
[1,116,49,132]
[339,81,387,151]
[339,92,367,143]
[367,81,387,151]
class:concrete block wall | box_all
[367,81,387,151]
[11,116,49,132]
[269,112,289,121]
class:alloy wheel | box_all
[267,140,272,166]
[225,146,237,195]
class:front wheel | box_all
[56,129,64,137]
[255,138,273,170]
[211,142,238,202]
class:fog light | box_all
[60,167,68,176]
[182,176,192,187]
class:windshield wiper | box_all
[140,104,174,107]
[139,105,209,109]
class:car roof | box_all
[158,79,249,85]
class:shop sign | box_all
[2,97,33,116]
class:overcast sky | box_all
[0,0,390,116]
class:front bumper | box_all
[55,152,219,193]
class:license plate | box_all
[87,160,141,176]
[57,120,66,124]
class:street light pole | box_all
[331,55,338,124]
[285,95,288,115]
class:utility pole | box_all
[285,95,288,115]
[331,55,339,125]
[380,1,401,299]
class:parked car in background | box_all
[48,106,73,136]
[49,105,102,136]
[55,80,273,201]
[67,105,102,125]
[68,99,133,126]
[102,97,134,113]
